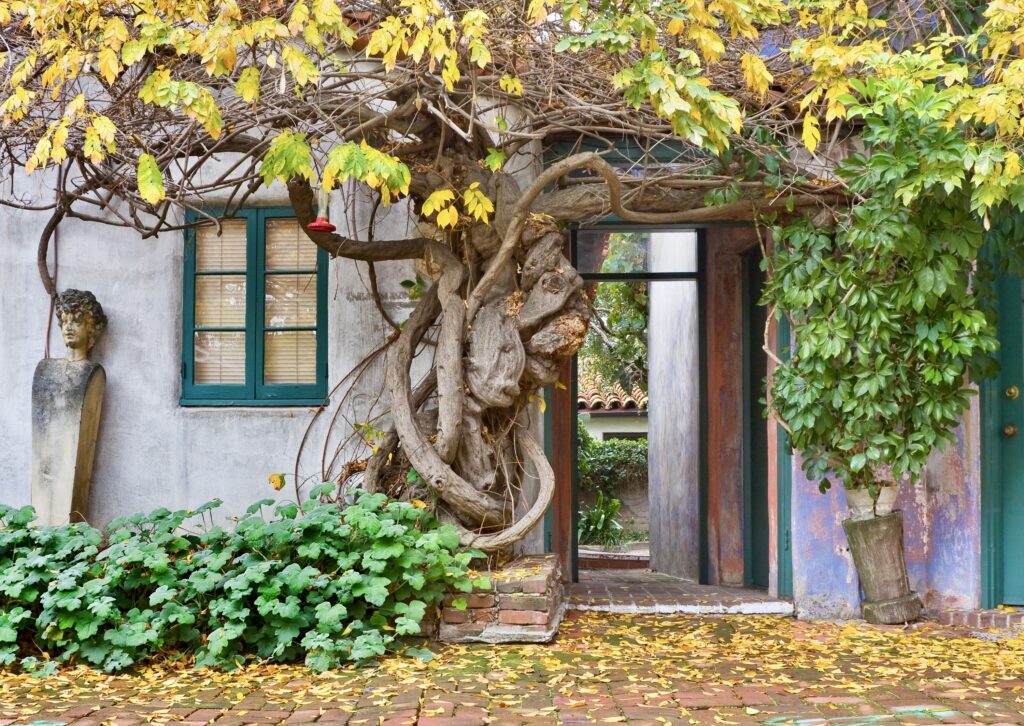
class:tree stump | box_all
[842,511,922,624]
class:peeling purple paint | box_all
[790,452,860,619]
[791,398,983,618]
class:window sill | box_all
[179,398,329,409]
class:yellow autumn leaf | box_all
[435,205,459,229]
[268,473,286,491]
[422,188,456,216]
[802,113,821,154]
[137,153,166,205]
[740,53,772,98]
[235,67,260,104]
[97,47,121,85]
[499,74,523,96]
[526,0,549,23]
[462,181,494,224]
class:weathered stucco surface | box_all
[0,173,419,524]
[0,164,547,552]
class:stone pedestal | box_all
[438,554,564,643]
[31,358,106,525]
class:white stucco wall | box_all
[0,171,425,524]
[580,413,648,442]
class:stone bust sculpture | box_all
[32,290,108,525]
[55,289,108,361]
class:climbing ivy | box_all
[763,81,1011,495]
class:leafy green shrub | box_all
[577,493,623,546]
[0,489,483,673]
[577,423,648,497]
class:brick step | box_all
[438,554,564,644]
[932,608,1024,629]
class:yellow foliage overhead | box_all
[0,0,1023,228]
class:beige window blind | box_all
[263,219,318,385]
[194,220,247,385]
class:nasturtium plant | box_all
[0,491,482,673]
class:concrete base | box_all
[31,358,105,525]
[439,604,565,644]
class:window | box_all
[181,208,328,405]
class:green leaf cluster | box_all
[577,493,623,546]
[0,491,479,673]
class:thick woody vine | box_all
[6,0,1024,551]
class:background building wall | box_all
[579,413,648,441]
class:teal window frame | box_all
[181,207,329,407]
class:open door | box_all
[648,232,701,580]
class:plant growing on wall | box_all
[6,0,1024,555]
[761,75,1024,622]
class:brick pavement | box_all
[1,612,1022,726]
[567,570,794,615]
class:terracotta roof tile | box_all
[577,366,648,412]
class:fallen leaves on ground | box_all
[1,613,1023,724]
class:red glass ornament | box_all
[306,217,336,232]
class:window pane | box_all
[265,273,317,328]
[196,275,246,327]
[266,218,317,270]
[196,220,247,271]
[194,331,246,384]
[264,330,317,384]
[576,230,697,274]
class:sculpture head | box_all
[55,289,107,361]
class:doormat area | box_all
[567,568,795,615]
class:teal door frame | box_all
[775,317,794,599]
[742,247,771,589]
[981,273,1021,608]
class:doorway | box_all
[562,226,773,587]
[572,229,700,579]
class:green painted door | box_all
[996,276,1024,605]
[744,250,770,589]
